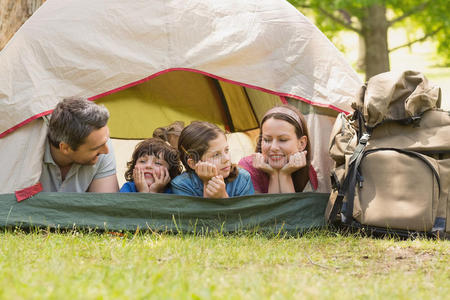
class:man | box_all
[40,98,119,192]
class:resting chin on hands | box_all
[149,166,170,193]
[133,166,170,193]
[195,161,218,183]
[204,175,228,198]
[133,167,150,193]
[280,151,307,175]
[252,153,275,175]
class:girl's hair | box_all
[256,104,311,192]
[124,138,182,182]
[178,121,238,181]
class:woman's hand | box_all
[133,167,150,193]
[252,153,275,175]
[195,161,218,183]
[204,175,228,198]
[280,151,307,175]
[149,166,170,193]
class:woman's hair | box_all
[124,138,182,182]
[152,121,184,147]
[256,104,311,192]
[178,121,238,181]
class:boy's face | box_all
[201,134,231,178]
[134,153,169,186]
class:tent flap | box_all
[0,192,328,233]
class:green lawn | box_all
[0,230,448,299]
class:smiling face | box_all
[134,153,169,186]
[67,126,110,165]
[201,133,231,178]
[261,117,307,169]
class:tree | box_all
[0,0,46,50]
[288,0,450,80]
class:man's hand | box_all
[252,153,275,175]
[149,166,170,193]
[204,175,228,198]
[195,161,218,183]
[280,151,307,175]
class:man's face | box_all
[68,126,110,165]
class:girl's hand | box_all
[280,151,307,175]
[133,167,150,193]
[149,166,170,193]
[252,153,275,175]
[195,161,218,183]
[204,175,228,198]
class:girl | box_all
[171,121,254,197]
[239,104,318,193]
[120,138,182,193]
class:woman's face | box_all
[261,117,306,169]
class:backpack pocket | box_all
[356,149,440,231]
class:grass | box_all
[0,229,448,299]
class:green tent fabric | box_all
[0,193,328,233]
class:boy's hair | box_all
[256,104,312,192]
[124,138,182,182]
[152,121,184,142]
[48,97,110,150]
[178,121,238,181]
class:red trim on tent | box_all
[0,110,53,138]
[1,68,349,138]
[15,182,43,202]
[279,96,288,104]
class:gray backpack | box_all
[326,70,449,238]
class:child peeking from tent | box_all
[152,121,184,149]
[171,121,254,198]
[120,138,182,193]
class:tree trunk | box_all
[0,0,45,50]
[361,4,390,81]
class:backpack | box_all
[326,70,449,238]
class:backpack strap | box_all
[328,133,370,224]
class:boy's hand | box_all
[280,151,307,175]
[195,161,218,183]
[133,167,150,193]
[204,175,228,198]
[149,166,170,193]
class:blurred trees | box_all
[0,0,45,50]
[288,0,449,80]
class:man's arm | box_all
[87,174,119,192]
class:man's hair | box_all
[48,97,110,150]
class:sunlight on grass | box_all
[0,230,448,299]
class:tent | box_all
[0,0,362,231]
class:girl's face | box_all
[135,153,169,186]
[201,133,231,178]
[261,117,306,169]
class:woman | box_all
[239,104,318,193]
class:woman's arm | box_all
[278,151,307,193]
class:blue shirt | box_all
[119,181,173,193]
[170,168,255,197]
